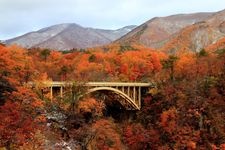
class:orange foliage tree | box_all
[91,119,123,150]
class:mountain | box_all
[160,9,225,53]
[117,12,213,48]
[6,24,137,50]
[117,9,225,53]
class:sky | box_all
[0,0,225,40]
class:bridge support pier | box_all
[60,86,63,98]
[50,86,53,101]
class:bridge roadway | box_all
[30,81,153,110]
[45,81,151,87]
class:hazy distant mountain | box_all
[6,24,137,50]
[116,12,213,49]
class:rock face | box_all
[6,24,137,50]
[117,9,225,53]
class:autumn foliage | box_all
[0,43,225,149]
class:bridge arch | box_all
[82,87,140,110]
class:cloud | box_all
[0,0,224,39]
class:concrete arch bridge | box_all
[31,82,153,110]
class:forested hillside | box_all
[0,43,224,149]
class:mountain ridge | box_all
[116,12,214,48]
[117,9,225,53]
[6,24,137,50]
[160,9,225,53]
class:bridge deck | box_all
[33,81,153,87]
